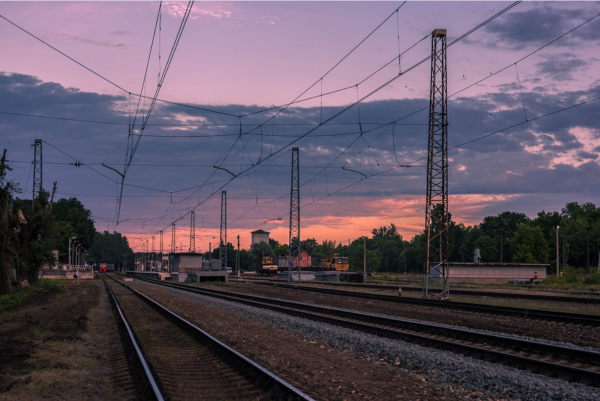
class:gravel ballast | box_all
[141,282,600,401]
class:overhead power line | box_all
[0,14,129,93]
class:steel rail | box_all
[245,281,600,327]
[102,276,166,401]
[277,279,600,304]
[106,275,314,401]
[139,277,600,387]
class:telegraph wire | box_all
[214,0,522,179]
[115,1,194,226]
[0,14,129,94]
[151,0,525,234]
[120,73,600,237]
[0,110,426,129]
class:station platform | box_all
[126,271,172,281]
[172,270,229,283]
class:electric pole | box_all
[288,147,300,282]
[220,191,227,270]
[423,29,449,300]
[190,211,195,252]
[32,139,42,212]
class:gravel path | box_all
[143,282,600,401]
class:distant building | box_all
[170,252,203,272]
[278,251,311,269]
[251,229,270,246]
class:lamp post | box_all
[68,236,76,270]
[76,245,82,268]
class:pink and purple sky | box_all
[1,1,599,251]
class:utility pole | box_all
[170,223,175,272]
[236,235,240,278]
[556,225,559,277]
[288,147,300,282]
[423,29,449,300]
[363,237,367,280]
[190,211,195,252]
[171,223,176,254]
[219,191,227,270]
[159,230,163,271]
[32,139,42,212]
[499,229,504,263]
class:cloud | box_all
[535,53,590,81]
[2,72,599,246]
[259,16,278,26]
[163,2,232,20]
[482,6,600,50]
[58,34,126,49]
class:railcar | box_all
[257,256,279,275]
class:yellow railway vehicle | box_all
[258,256,279,275]
[330,254,349,271]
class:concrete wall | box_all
[443,263,548,283]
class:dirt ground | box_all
[0,279,136,401]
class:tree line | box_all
[224,202,600,274]
[1,151,134,294]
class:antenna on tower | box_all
[423,29,449,300]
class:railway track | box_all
[138,277,600,388]
[242,280,600,327]
[240,275,600,304]
[103,276,314,401]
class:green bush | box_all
[583,272,600,285]
[563,269,579,284]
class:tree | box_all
[301,238,318,254]
[88,231,134,270]
[372,223,402,240]
[311,240,336,260]
[507,224,549,264]
[52,198,96,261]
[250,241,274,270]
[273,243,289,256]
[348,237,381,273]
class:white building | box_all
[251,230,270,246]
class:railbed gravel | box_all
[141,281,600,401]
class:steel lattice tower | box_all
[171,223,176,253]
[423,29,449,300]
[159,230,163,270]
[219,191,227,270]
[190,211,195,252]
[288,147,300,281]
[32,139,42,211]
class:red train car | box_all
[99,263,107,273]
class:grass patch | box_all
[0,282,65,312]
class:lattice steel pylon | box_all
[288,147,301,282]
[422,29,450,300]
[171,223,176,253]
[190,211,195,252]
[32,139,42,211]
[159,230,163,271]
[219,191,227,270]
